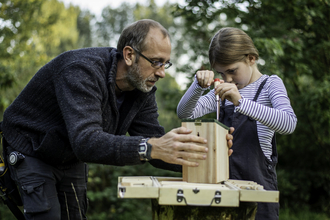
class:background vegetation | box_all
[0,0,329,219]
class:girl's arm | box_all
[236,76,297,134]
[177,78,217,119]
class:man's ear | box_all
[122,46,135,66]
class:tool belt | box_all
[0,121,25,220]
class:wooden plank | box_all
[121,176,153,186]
[227,179,264,190]
[214,122,229,183]
[118,176,158,198]
[225,180,279,203]
[239,190,279,203]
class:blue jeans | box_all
[8,153,88,220]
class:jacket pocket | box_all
[21,179,51,214]
[32,129,76,165]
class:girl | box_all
[177,27,297,220]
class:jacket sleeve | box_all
[53,61,144,166]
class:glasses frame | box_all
[132,47,172,69]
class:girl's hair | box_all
[117,19,170,56]
[208,27,259,68]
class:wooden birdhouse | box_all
[181,119,230,184]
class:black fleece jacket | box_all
[2,47,180,172]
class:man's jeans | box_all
[8,153,88,220]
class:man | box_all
[1,19,233,219]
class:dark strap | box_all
[220,76,270,106]
[251,77,278,163]
[253,76,269,102]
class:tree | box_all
[0,0,44,117]
[173,0,330,217]
[0,0,93,120]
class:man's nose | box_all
[155,66,166,78]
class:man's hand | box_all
[149,126,235,167]
[149,127,208,167]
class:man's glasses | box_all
[132,47,172,69]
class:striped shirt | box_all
[177,74,297,160]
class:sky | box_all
[60,0,186,16]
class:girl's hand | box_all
[196,70,215,88]
[215,82,242,106]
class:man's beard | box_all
[126,62,158,93]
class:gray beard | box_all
[126,63,157,93]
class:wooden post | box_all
[151,199,257,220]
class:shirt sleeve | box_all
[235,76,297,134]
[177,77,216,119]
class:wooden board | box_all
[118,176,159,199]
[181,119,229,184]
[225,180,280,203]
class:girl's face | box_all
[213,57,259,90]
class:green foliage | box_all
[0,203,19,220]
[94,2,134,47]
[156,73,183,132]
[280,207,330,220]
[0,0,42,116]
[77,10,94,48]
[0,0,93,120]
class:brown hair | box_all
[117,19,170,57]
[208,27,259,68]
